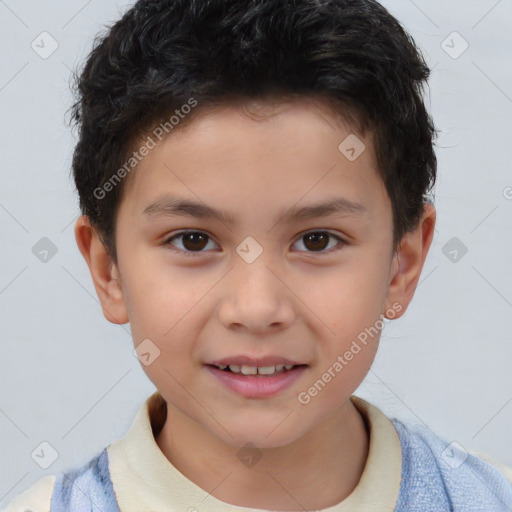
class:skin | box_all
[75,97,436,510]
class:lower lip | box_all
[205,365,308,399]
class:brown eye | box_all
[303,232,329,251]
[292,231,346,254]
[164,231,218,256]
[181,232,209,251]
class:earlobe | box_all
[74,215,129,325]
[384,203,436,319]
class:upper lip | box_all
[207,356,306,367]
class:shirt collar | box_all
[108,391,402,511]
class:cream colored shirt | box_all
[4,392,512,512]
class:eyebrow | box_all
[142,195,368,226]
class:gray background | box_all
[1,0,511,506]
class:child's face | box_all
[83,99,424,448]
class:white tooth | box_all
[284,364,294,370]
[275,364,285,372]
[218,364,228,370]
[258,366,276,375]
[241,365,258,375]
[229,364,241,373]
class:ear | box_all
[74,215,129,325]
[383,203,436,319]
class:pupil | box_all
[184,233,207,251]
[305,232,328,251]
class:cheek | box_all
[301,261,386,336]
[122,259,210,335]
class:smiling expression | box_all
[98,97,406,448]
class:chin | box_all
[216,423,305,450]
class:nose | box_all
[217,253,296,335]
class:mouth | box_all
[205,362,308,398]
[205,355,309,398]
[207,363,307,377]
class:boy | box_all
[5,0,512,510]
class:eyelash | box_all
[162,230,348,257]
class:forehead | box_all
[118,97,387,222]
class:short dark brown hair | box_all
[69,0,438,266]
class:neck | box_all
[155,399,369,510]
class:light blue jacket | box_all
[50,418,512,511]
